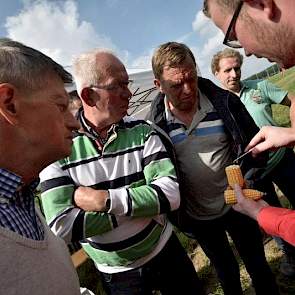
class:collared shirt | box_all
[239,79,287,175]
[163,91,232,220]
[239,79,287,128]
[40,113,177,273]
[78,109,118,149]
[0,168,44,240]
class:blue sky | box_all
[0,0,272,81]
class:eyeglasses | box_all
[90,79,133,92]
[223,1,243,48]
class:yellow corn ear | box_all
[224,189,265,204]
[225,165,244,189]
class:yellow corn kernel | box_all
[225,165,244,189]
[224,189,265,205]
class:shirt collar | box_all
[164,90,211,123]
[0,168,22,199]
[239,81,248,95]
[77,108,123,141]
[0,168,39,200]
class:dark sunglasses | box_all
[223,1,243,48]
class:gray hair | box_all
[72,48,116,96]
[0,38,72,92]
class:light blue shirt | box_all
[239,79,287,175]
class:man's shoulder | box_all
[242,79,268,90]
[122,116,150,126]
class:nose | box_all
[183,82,193,94]
[230,69,238,78]
[122,86,132,101]
[66,110,80,131]
[244,49,252,57]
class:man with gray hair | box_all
[0,38,81,294]
[40,49,203,295]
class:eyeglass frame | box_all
[223,1,243,48]
[89,79,133,92]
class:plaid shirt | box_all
[0,168,44,240]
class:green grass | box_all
[268,66,295,128]
[78,229,295,294]
[269,66,295,94]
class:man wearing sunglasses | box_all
[203,0,295,155]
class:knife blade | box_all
[233,149,253,164]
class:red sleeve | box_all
[258,207,295,247]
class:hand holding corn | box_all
[232,184,269,220]
[224,165,265,204]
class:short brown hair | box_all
[152,42,196,80]
[211,48,243,74]
[203,0,241,18]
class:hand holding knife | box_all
[233,149,253,164]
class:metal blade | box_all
[233,149,253,164]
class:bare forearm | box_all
[74,187,109,212]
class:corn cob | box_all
[225,165,244,189]
[224,189,265,204]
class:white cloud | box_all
[192,10,218,37]
[129,48,154,71]
[5,0,119,67]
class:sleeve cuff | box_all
[109,188,129,215]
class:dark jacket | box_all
[146,77,268,227]
[146,77,266,172]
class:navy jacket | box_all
[146,77,268,227]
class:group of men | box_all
[1,0,295,294]
[204,0,295,249]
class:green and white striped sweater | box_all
[40,115,179,273]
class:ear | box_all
[243,0,275,19]
[80,87,98,107]
[0,84,18,125]
[154,79,163,92]
[214,71,219,77]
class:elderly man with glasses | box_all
[203,0,295,155]
[39,49,204,295]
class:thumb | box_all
[234,184,244,202]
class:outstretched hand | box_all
[246,126,295,155]
[232,184,269,220]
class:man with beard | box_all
[203,0,295,261]
[203,0,295,154]
[213,47,295,276]
[146,41,279,295]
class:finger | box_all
[233,184,244,201]
[245,130,265,152]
